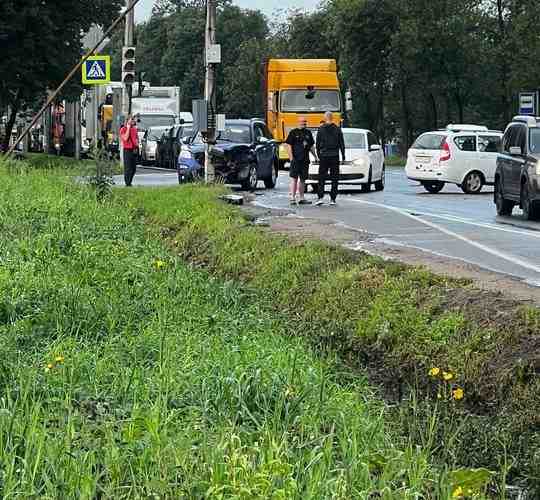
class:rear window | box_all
[454,136,476,151]
[411,134,447,150]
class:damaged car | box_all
[177,119,279,190]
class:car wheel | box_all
[495,179,514,216]
[422,181,445,194]
[521,181,539,220]
[361,168,372,193]
[264,165,278,189]
[242,164,258,191]
[374,166,385,191]
[462,171,484,194]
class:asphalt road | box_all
[115,166,540,286]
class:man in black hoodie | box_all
[315,112,346,205]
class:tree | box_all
[0,0,123,150]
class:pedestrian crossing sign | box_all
[82,55,111,85]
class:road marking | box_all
[347,198,540,274]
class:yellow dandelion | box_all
[452,486,464,498]
[47,363,54,369]
[443,371,454,381]
[154,259,166,270]
[428,367,440,377]
[453,388,464,401]
[55,356,64,363]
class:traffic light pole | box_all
[204,0,217,184]
[123,0,135,117]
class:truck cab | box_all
[265,59,342,168]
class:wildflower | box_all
[452,486,464,498]
[55,356,64,363]
[443,371,454,381]
[453,388,464,401]
[47,363,53,369]
[153,259,167,270]
[428,367,440,377]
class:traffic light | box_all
[122,46,136,86]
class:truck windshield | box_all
[138,115,175,130]
[281,90,341,113]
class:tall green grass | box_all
[0,167,463,498]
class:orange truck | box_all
[264,59,343,168]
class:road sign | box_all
[82,55,111,85]
[519,91,538,116]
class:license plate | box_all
[415,156,430,164]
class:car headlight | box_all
[179,149,193,160]
[353,157,368,167]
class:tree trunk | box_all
[2,102,18,153]
[455,92,464,124]
[399,72,411,153]
[429,93,438,130]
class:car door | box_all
[253,123,273,178]
[367,131,384,178]
[508,125,527,197]
[453,135,477,178]
[477,134,502,183]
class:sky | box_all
[136,0,320,21]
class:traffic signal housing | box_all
[122,46,136,86]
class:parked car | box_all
[156,123,194,169]
[495,115,540,220]
[177,119,278,190]
[306,128,385,192]
[141,126,170,165]
[405,124,503,194]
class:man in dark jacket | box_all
[315,111,345,205]
[285,116,317,205]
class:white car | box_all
[405,124,503,194]
[141,126,170,165]
[307,128,385,192]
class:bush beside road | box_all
[0,157,538,497]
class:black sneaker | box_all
[298,199,312,205]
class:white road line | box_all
[347,198,540,274]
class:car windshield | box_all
[218,125,251,143]
[137,115,175,130]
[530,128,540,154]
[411,133,447,150]
[281,90,341,113]
[343,132,367,149]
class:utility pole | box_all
[204,0,217,183]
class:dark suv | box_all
[495,116,540,220]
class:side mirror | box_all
[370,144,382,152]
[509,146,522,156]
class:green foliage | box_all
[0,162,458,497]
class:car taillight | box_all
[440,140,451,162]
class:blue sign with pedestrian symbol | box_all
[82,55,111,85]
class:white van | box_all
[405,124,503,194]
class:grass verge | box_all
[0,163,469,497]
[125,185,540,496]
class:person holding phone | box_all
[119,114,139,187]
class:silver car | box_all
[141,126,170,165]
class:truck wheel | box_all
[521,181,539,220]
